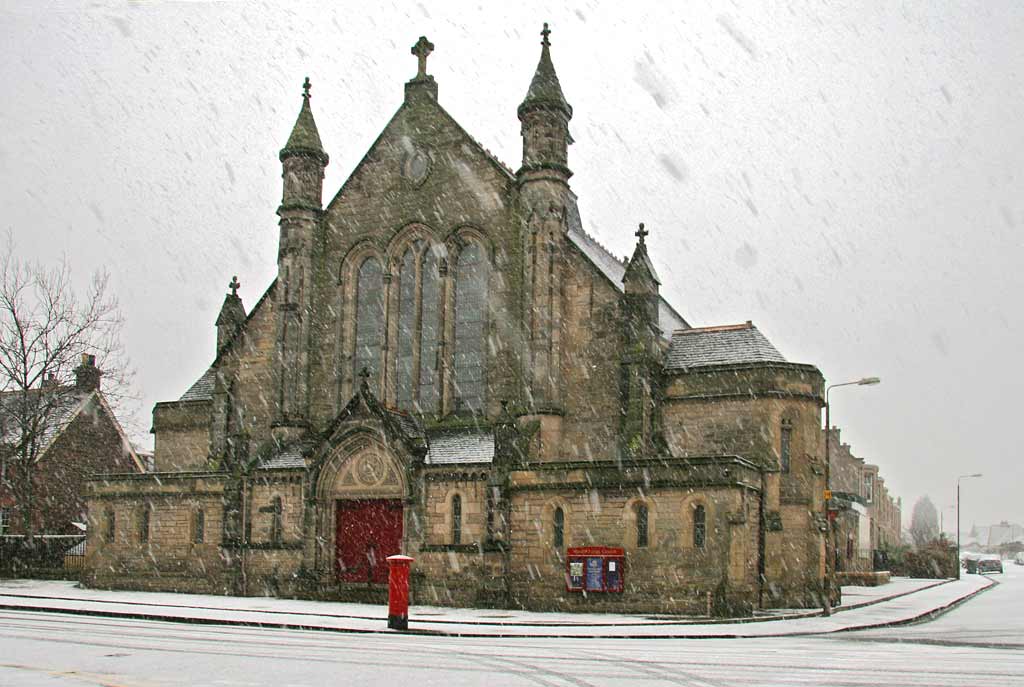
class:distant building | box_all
[824,427,901,573]
[85,30,834,615]
[0,355,145,536]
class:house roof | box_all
[0,386,145,472]
[665,322,787,370]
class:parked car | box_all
[977,557,1003,574]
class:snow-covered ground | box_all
[0,574,989,637]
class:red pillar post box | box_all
[386,554,414,630]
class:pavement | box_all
[0,574,994,638]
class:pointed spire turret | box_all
[623,223,661,331]
[216,275,247,352]
[518,23,572,119]
[517,23,573,180]
[624,223,661,287]
[280,77,329,165]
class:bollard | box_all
[386,554,414,630]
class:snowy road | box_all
[1,567,1021,686]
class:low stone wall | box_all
[836,570,891,587]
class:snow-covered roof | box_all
[665,322,786,370]
[425,428,495,465]
[258,444,306,470]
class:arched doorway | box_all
[316,439,406,584]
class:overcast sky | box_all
[2,1,1021,532]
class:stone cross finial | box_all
[302,77,311,101]
[357,366,371,386]
[411,36,434,79]
[635,222,648,244]
[229,275,241,296]
[541,22,551,47]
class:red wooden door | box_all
[335,499,403,583]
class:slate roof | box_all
[0,388,87,451]
[665,322,787,370]
[425,428,495,465]
[565,199,688,335]
[258,444,306,470]
[178,368,216,402]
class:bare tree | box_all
[0,235,133,540]
[909,495,940,548]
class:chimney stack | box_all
[74,353,102,392]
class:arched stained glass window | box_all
[393,240,442,415]
[694,505,706,549]
[418,248,441,412]
[454,242,488,413]
[553,506,565,549]
[395,247,418,410]
[354,257,384,395]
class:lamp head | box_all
[858,377,881,386]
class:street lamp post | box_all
[822,376,880,617]
[956,473,982,580]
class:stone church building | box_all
[85,29,830,615]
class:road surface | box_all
[1,565,1021,686]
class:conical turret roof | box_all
[518,24,572,119]
[280,77,328,164]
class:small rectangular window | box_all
[139,507,150,544]
[104,509,115,543]
[194,510,205,544]
[0,507,9,535]
[780,421,792,473]
[270,497,283,545]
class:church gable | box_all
[322,98,514,253]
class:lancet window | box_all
[353,257,384,395]
[395,241,442,414]
[453,241,488,413]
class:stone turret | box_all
[517,22,573,181]
[273,78,328,438]
[215,276,246,352]
[516,25,575,420]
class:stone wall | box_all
[152,400,211,472]
[84,472,230,594]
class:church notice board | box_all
[566,546,624,593]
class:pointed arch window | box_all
[553,506,565,549]
[635,503,649,548]
[454,242,488,413]
[354,257,384,395]
[394,241,442,414]
[694,505,706,549]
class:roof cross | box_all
[229,275,241,296]
[357,366,371,385]
[302,76,311,101]
[635,222,648,245]
[541,22,551,47]
[411,36,434,79]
